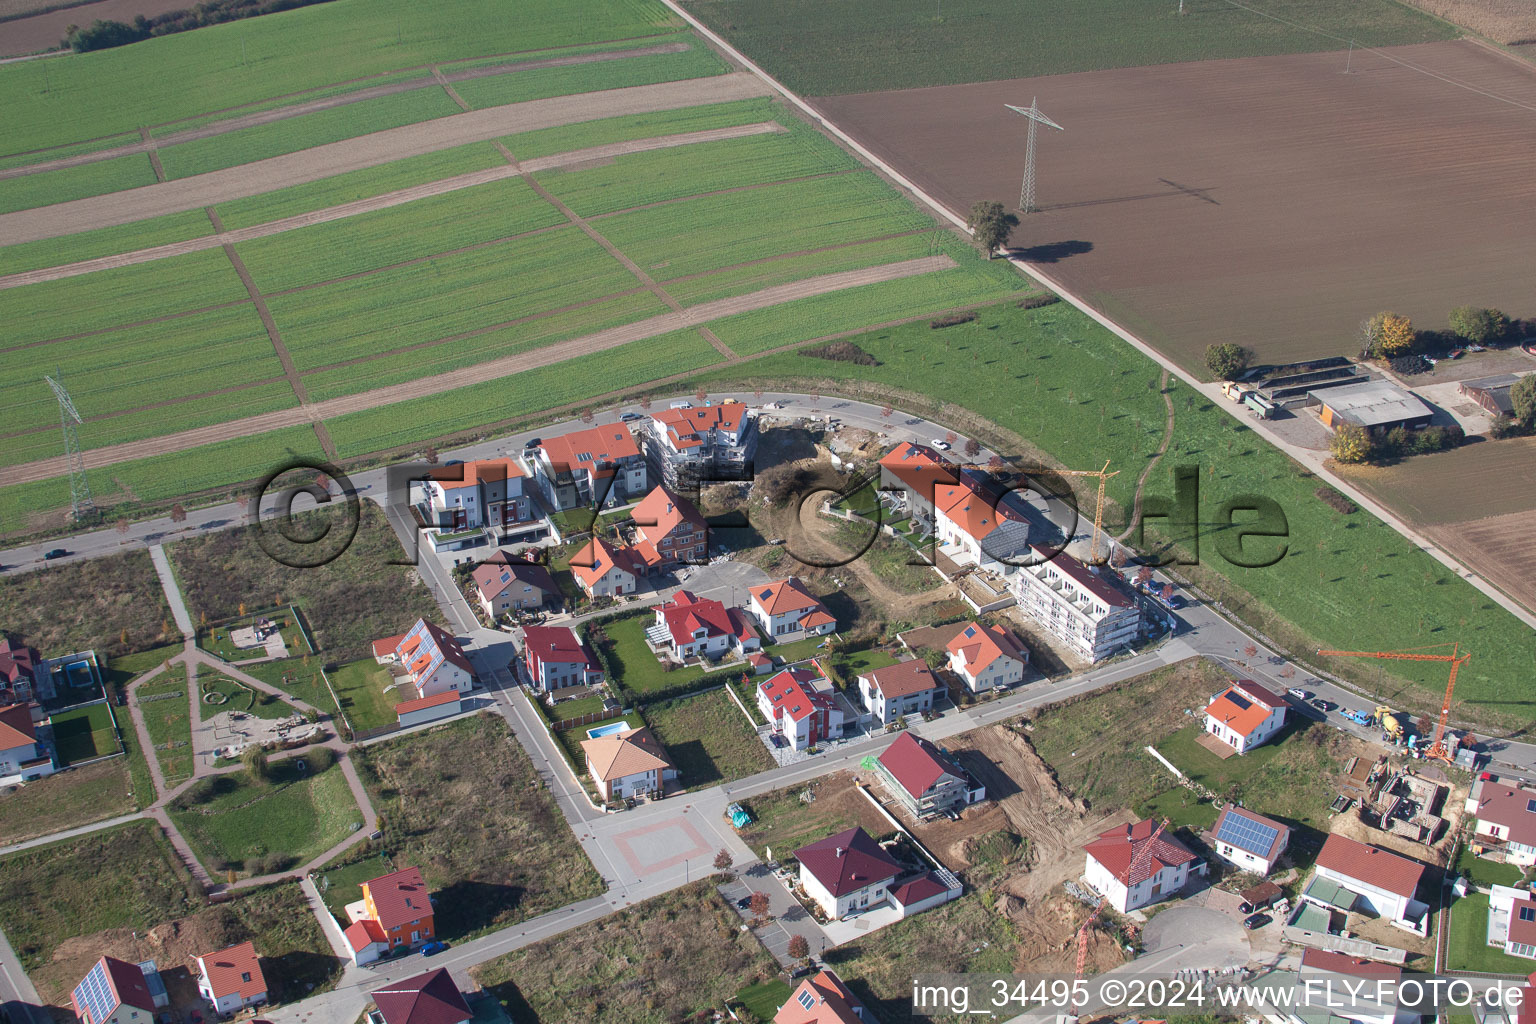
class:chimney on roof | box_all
[666,502,673,513]
[836,846,845,858]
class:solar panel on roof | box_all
[1226,692,1252,711]
[1216,809,1280,857]
[963,626,977,637]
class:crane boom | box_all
[1316,645,1468,763]
[1024,460,1118,564]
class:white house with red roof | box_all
[774,968,867,1024]
[748,577,837,641]
[1210,803,1290,875]
[1204,680,1288,754]
[1083,819,1198,912]
[945,621,1027,693]
[857,660,943,727]
[1009,545,1141,662]
[422,458,536,532]
[371,968,472,1024]
[345,866,435,963]
[646,401,757,488]
[0,702,55,784]
[70,956,158,1024]
[647,590,758,662]
[523,423,648,511]
[522,625,604,692]
[373,621,473,701]
[758,666,844,751]
[470,552,559,620]
[630,485,707,569]
[1293,948,1415,1024]
[194,940,267,1016]
[875,732,984,819]
[877,441,958,517]
[1309,833,1428,935]
[0,637,40,704]
[933,470,1034,570]
[1465,775,1536,868]
[1490,885,1536,960]
[796,826,902,919]
[569,536,644,599]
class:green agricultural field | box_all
[693,300,1536,715]
[0,208,213,277]
[264,226,633,370]
[662,232,936,307]
[158,87,465,180]
[137,668,195,784]
[297,290,667,401]
[537,119,856,217]
[0,247,246,346]
[0,820,201,969]
[235,176,564,293]
[643,688,773,788]
[0,152,157,216]
[0,0,682,154]
[345,714,605,939]
[0,133,140,173]
[169,760,361,875]
[592,172,932,280]
[48,701,121,764]
[450,36,727,110]
[213,142,506,229]
[502,96,782,160]
[682,0,1457,95]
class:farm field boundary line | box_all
[653,0,1536,633]
[0,73,773,246]
[0,42,694,181]
[0,255,954,486]
[0,122,784,290]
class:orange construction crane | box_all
[1070,818,1170,1021]
[1315,643,1469,763]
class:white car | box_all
[1288,687,1312,701]
[930,438,951,451]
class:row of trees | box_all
[1329,422,1463,465]
[1361,305,1516,360]
[65,0,340,52]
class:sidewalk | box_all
[148,544,194,637]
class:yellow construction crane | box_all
[1049,460,1119,565]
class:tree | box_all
[1447,306,1508,346]
[423,445,439,465]
[1510,374,1536,427]
[241,746,270,782]
[964,437,982,458]
[753,389,764,401]
[1329,423,1372,464]
[966,200,1018,257]
[639,395,652,411]
[580,408,594,424]
[1134,565,1153,587]
[695,387,708,404]
[1243,643,1258,662]
[787,934,811,963]
[713,848,733,872]
[1367,312,1415,357]
[945,430,957,446]
[1203,343,1251,381]
[880,403,894,420]
[170,503,187,523]
[748,891,771,921]
[115,518,129,537]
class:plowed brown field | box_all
[816,39,1536,375]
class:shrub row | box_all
[800,340,879,365]
[929,311,977,329]
[1017,293,1061,310]
[66,0,340,52]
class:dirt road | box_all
[0,122,784,289]
[0,73,772,244]
[0,254,955,486]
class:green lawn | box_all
[0,820,200,969]
[599,615,710,695]
[556,712,646,775]
[644,688,773,789]
[343,714,605,940]
[682,0,1456,95]
[0,760,135,846]
[48,701,121,764]
[315,856,392,919]
[765,633,833,664]
[1454,846,1528,889]
[198,610,310,662]
[736,979,792,1019]
[326,657,408,732]
[1446,893,1536,974]
[0,0,681,154]
[822,644,898,688]
[137,668,195,784]
[199,671,298,720]
[169,761,362,875]
[240,659,341,722]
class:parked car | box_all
[1243,913,1271,930]
[930,438,951,451]
[43,548,68,560]
[523,437,541,449]
[443,459,463,466]
[1311,698,1337,712]
[736,895,753,910]
[419,941,447,956]
[1288,687,1313,700]
[620,412,642,421]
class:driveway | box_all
[719,863,829,967]
[1142,904,1249,965]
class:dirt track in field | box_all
[0,255,955,485]
[815,39,1536,375]
[0,72,772,244]
[0,122,785,289]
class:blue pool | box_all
[586,722,629,739]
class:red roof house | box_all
[631,485,707,568]
[876,732,981,818]
[774,968,867,1024]
[522,624,603,692]
[194,940,267,1015]
[757,666,843,751]
[71,956,157,1024]
[795,827,901,919]
[1083,819,1198,912]
[371,968,472,1024]
[347,866,435,954]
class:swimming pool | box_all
[586,722,629,739]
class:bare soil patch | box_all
[1401,0,1536,45]
[815,39,1536,376]
[1426,509,1536,626]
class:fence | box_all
[548,708,632,732]
[316,666,353,740]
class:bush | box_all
[1204,343,1251,381]
[1388,354,1430,375]
[800,341,878,365]
[306,747,335,772]
[1017,294,1060,310]
[1329,424,1372,465]
[930,311,978,329]
[65,0,342,51]
[1490,418,1535,440]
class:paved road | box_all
[0,812,146,858]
